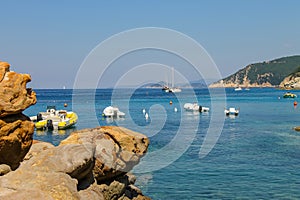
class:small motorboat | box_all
[184,103,209,112]
[225,107,239,116]
[283,92,297,98]
[102,106,125,118]
[31,106,78,130]
[234,87,242,91]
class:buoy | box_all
[294,101,298,106]
[142,109,146,114]
[169,100,173,105]
[64,103,68,107]
[145,113,149,120]
[174,107,178,112]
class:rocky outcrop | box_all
[209,64,275,88]
[0,113,34,169]
[60,126,149,182]
[279,72,300,89]
[0,61,36,117]
[0,126,150,200]
[0,61,36,169]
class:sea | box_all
[23,88,300,199]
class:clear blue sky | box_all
[1,0,300,88]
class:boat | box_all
[169,87,182,93]
[102,106,125,118]
[31,106,78,130]
[224,107,239,116]
[184,103,209,112]
[162,86,170,92]
[168,67,181,93]
[283,92,297,98]
[234,87,242,91]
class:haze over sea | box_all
[24,88,300,199]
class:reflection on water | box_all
[34,127,77,146]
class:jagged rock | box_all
[78,183,105,200]
[99,180,126,200]
[0,61,36,117]
[0,113,34,170]
[60,126,149,182]
[279,72,300,89]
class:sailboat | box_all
[168,67,181,93]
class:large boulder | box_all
[0,61,36,117]
[0,113,34,169]
[0,126,151,200]
[60,126,149,182]
[0,60,36,169]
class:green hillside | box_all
[223,55,300,86]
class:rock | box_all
[0,61,36,117]
[0,170,80,200]
[60,126,149,182]
[279,72,300,89]
[23,140,55,161]
[98,180,126,200]
[0,113,34,170]
[0,124,150,199]
[22,144,95,181]
[78,183,105,200]
[0,164,11,176]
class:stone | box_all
[0,61,36,117]
[0,170,80,200]
[78,183,105,200]
[0,113,34,170]
[98,180,126,200]
[0,164,11,176]
[23,140,55,161]
[22,144,95,180]
[60,126,149,182]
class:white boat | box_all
[224,107,239,116]
[184,103,209,112]
[31,106,78,130]
[234,87,242,91]
[102,106,125,118]
[169,87,182,93]
[168,67,181,93]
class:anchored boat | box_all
[283,92,297,98]
[184,103,209,112]
[102,106,125,118]
[30,106,78,130]
[225,107,239,116]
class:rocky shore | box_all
[0,60,151,199]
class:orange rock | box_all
[0,61,36,117]
[0,113,34,170]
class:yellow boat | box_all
[31,106,78,130]
[283,92,297,98]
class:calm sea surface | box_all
[24,88,300,199]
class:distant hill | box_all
[209,55,300,88]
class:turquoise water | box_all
[24,88,300,199]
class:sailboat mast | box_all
[172,67,174,88]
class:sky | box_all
[1,0,300,88]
